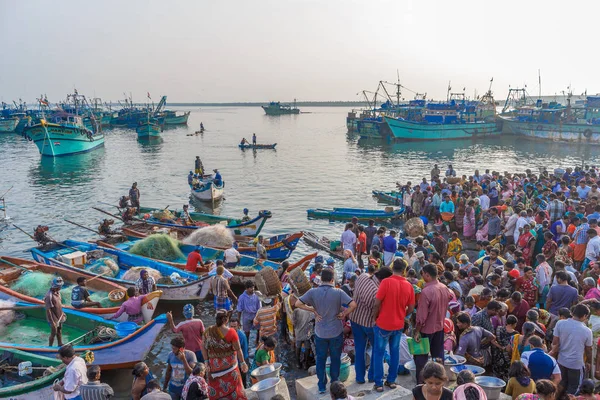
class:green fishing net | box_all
[85,257,120,278]
[128,234,184,261]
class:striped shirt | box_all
[79,381,114,399]
[253,304,280,337]
[349,273,380,328]
[574,223,590,245]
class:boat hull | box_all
[0,118,19,133]
[239,143,277,149]
[163,112,190,125]
[190,181,224,202]
[24,124,104,156]
[307,207,404,221]
[262,106,300,115]
[385,117,499,141]
[136,122,162,138]
[501,117,600,144]
[357,119,392,139]
[0,349,66,399]
[372,190,403,205]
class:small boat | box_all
[30,241,210,302]
[0,348,66,399]
[0,303,167,369]
[262,100,300,115]
[0,117,19,133]
[306,207,404,221]
[137,207,272,237]
[22,112,104,157]
[160,110,190,125]
[302,231,344,260]
[372,190,403,205]
[0,256,161,323]
[136,114,161,139]
[190,178,224,203]
[239,143,277,150]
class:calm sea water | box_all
[1,106,599,397]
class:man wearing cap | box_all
[45,277,65,346]
[413,251,426,276]
[167,304,205,362]
[325,257,336,269]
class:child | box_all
[250,336,276,384]
[577,379,600,400]
[412,361,453,398]
[505,360,535,400]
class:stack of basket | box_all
[255,267,282,297]
[288,266,311,296]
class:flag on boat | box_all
[147,92,151,99]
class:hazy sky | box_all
[1,0,597,103]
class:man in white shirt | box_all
[209,260,234,279]
[514,211,529,244]
[224,244,241,268]
[341,223,357,254]
[53,344,88,399]
[503,208,520,244]
[585,229,600,270]
[577,181,592,200]
[479,190,490,211]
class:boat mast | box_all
[538,69,542,101]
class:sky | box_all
[1,0,598,103]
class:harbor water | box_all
[1,106,599,397]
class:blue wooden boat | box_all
[30,240,210,302]
[372,190,403,205]
[190,179,224,202]
[22,113,104,156]
[136,114,161,138]
[306,207,404,221]
[239,143,277,149]
[0,302,166,370]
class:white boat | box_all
[190,178,224,202]
[0,117,19,133]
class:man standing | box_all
[52,344,88,400]
[341,223,357,255]
[80,365,115,399]
[252,133,257,146]
[163,337,197,399]
[382,230,398,267]
[584,228,600,270]
[550,304,593,395]
[129,182,140,212]
[548,193,566,223]
[166,304,205,362]
[521,335,561,385]
[343,249,358,283]
[237,281,261,340]
[547,271,579,316]
[413,264,453,383]
[210,266,237,312]
[487,208,502,240]
[45,277,65,347]
[364,220,377,253]
[356,225,367,269]
[194,156,203,175]
[295,268,357,394]
[372,259,415,392]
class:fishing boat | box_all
[137,207,272,236]
[239,143,277,149]
[500,88,600,144]
[372,190,403,205]
[306,207,404,221]
[120,228,302,261]
[29,241,210,302]
[302,231,344,260]
[136,114,162,139]
[262,101,300,115]
[22,112,104,157]
[160,110,190,125]
[0,256,161,323]
[0,117,19,133]
[190,178,224,203]
[0,348,66,399]
[0,303,167,369]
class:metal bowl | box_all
[450,364,485,376]
[325,353,350,366]
[404,360,417,384]
[250,377,280,400]
[475,376,507,400]
[443,355,466,381]
[250,362,282,381]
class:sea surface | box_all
[1,106,599,397]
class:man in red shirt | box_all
[185,247,209,272]
[413,263,454,383]
[371,259,415,392]
[356,225,367,270]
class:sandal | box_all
[374,385,384,393]
[384,381,398,389]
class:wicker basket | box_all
[288,266,311,296]
[446,177,461,184]
[255,267,282,297]
[404,217,425,238]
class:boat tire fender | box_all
[584,129,593,139]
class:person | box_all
[341,274,357,297]
[194,156,203,175]
[330,381,356,400]
[136,269,157,295]
[447,232,462,263]
[163,336,197,399]
[188,171,194,186]
[185,247,209,272]
[372,259,415,392]
[446,164,456,177]
[521,335,561,384]
[140,380,171,400]
[201,309,248,399]
[515,379,557,400]
[119,195,130,209]
[349,267,393,384]
[68,276,102,310]
[241,208,251,222]
[256,235,267,259]
[253,296,280,341]
[109,287,147,323]
[577,379,599,400]
[293,291,316,370]
[515,267,538,308]
[546,271,578,316]
[210,265,237,311]
[382,230,398,267]
[414,263,453,384]
[98,219,115,236]
[229,316,249,387]
[455,312,495,367]
[79,365,114,399]
[45,276,65,346]
[584,228,600,270]
[213,169,223,186]
[365,220,377,253]
[237,280,261,340]
[129,182,140,212]
[505,361,536,400]
[412,361,453,400]
[224,243,241,268]
[252,336,276,370]
[181,204,194,226]
[343,250,358,282]
[52,344,88,400]
[550,304,593,395]
[251,132,257,145]
[295,268,357,394]
[181,363,208,400]
[131,362,155,400]
[356,225,367,269]
[167,304,205,362]
[341,223,357,255]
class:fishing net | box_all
[182,224,234,248]
[10,271,54,297]
[0,300,15,333]
[59,286,114,308]
[129,234,184,261]
[85,257,120,278]
[122,266,162,282]
[153,210,176,221]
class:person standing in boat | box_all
[200,122,204,132]
[136,269,157,295]
[71,277,102,309]
[224,243,241,268]
[256,235,267,259]
[187,171,194,186]
[252,133,257,145]
[45,277,65,347]
[129,182,140,212]
[194,156,203,175]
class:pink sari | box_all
[476,222,489,241]
[463,207,476,238]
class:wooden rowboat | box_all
[306,207,404,221]
[0,256,161,323]
[0,348,66,399]
[302,231,344,260]
[0,304,167,369]
[372,190,403,205]
[239,143,277,149]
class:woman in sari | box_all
[517,223,536,265]
[541,232,558,265]
[473,198,483,229]
[515,267,538,308]
[476,216,489,242]
[454,192,467,231]
[492,314,518,382]
[463,200,476,239]
[506,291,531,332]
[201,310,248,400]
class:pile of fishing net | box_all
[85,257,120,278]
[10,271,54,297]
[152,209,176,221]
[129,234,184,261]
[0,300,15,334]
[183,224,234,248]
[122,266,163,282]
